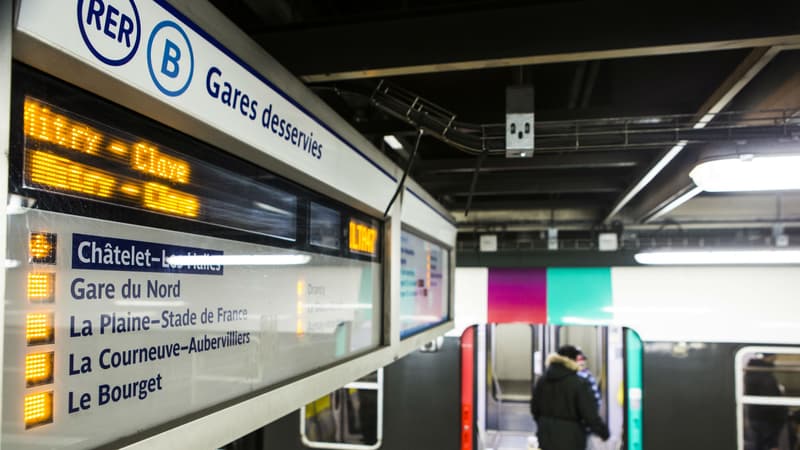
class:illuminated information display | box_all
[22,98,297,241]
[348,220,379,256]
[25,98,197,217]
[4,79,383,449]
[399,230,450,338]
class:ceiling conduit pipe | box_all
[362,79,798,159]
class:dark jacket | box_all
[744,358,788,425]
[531,354,610,450]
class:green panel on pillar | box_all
[546,268,612,325]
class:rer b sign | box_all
[78,0,142,66]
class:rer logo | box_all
[78,0,141,66]
[147,21,194,97]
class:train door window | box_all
[491,323,533,402]
[735,347,800,450]
[300,369,383,449]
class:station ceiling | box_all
[209,1,800,251]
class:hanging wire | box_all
[383,130,424,218]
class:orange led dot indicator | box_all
[108,141,129,156]
[27,273,54,303]
[132,143,190,183]
[119,183,140,196]
[26,313,54,346]
[24,98,101,155]
[29,233,57,264]
[27,150,116,198]
[142,182,199,218]
[25,352,54,387]
[24,391,53,429]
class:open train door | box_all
[460,324,643,450]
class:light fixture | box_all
[24,391,53,429]
[690,154,800,192]
[25,351,54,387]
[383,135,403,150]
[29,232,57,264]
[635,249,800,265]
[28,273,55,303]
[646,186,703,221]
[26,313,54,345]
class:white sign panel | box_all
[16,0,397,212]
[2,210,380,448]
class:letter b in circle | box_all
[147,21,193,97]
[161,39,181,78]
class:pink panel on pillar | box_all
[487,268,547,323]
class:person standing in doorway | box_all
[531,345,609,450]
[576,350,601,410]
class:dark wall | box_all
[234,336,461,450]
[380,337,460,450]
[642,342,740,450]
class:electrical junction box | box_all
[598,232,619,252]
[479,234,498,252]
[547,228,558,250]
[505,85,535,157]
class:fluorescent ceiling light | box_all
[635,249,800,265]
[166,254,311,266]
[383,135,403,150]
[604,140,688,220]
[690,154,800,192]
[647,186,703,221]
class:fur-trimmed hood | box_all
[546,353,580,371]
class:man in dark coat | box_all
[531,345,610,450]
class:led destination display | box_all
[22,97,297,241]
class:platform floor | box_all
[484,430,535,450]
[484,400,537,449]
